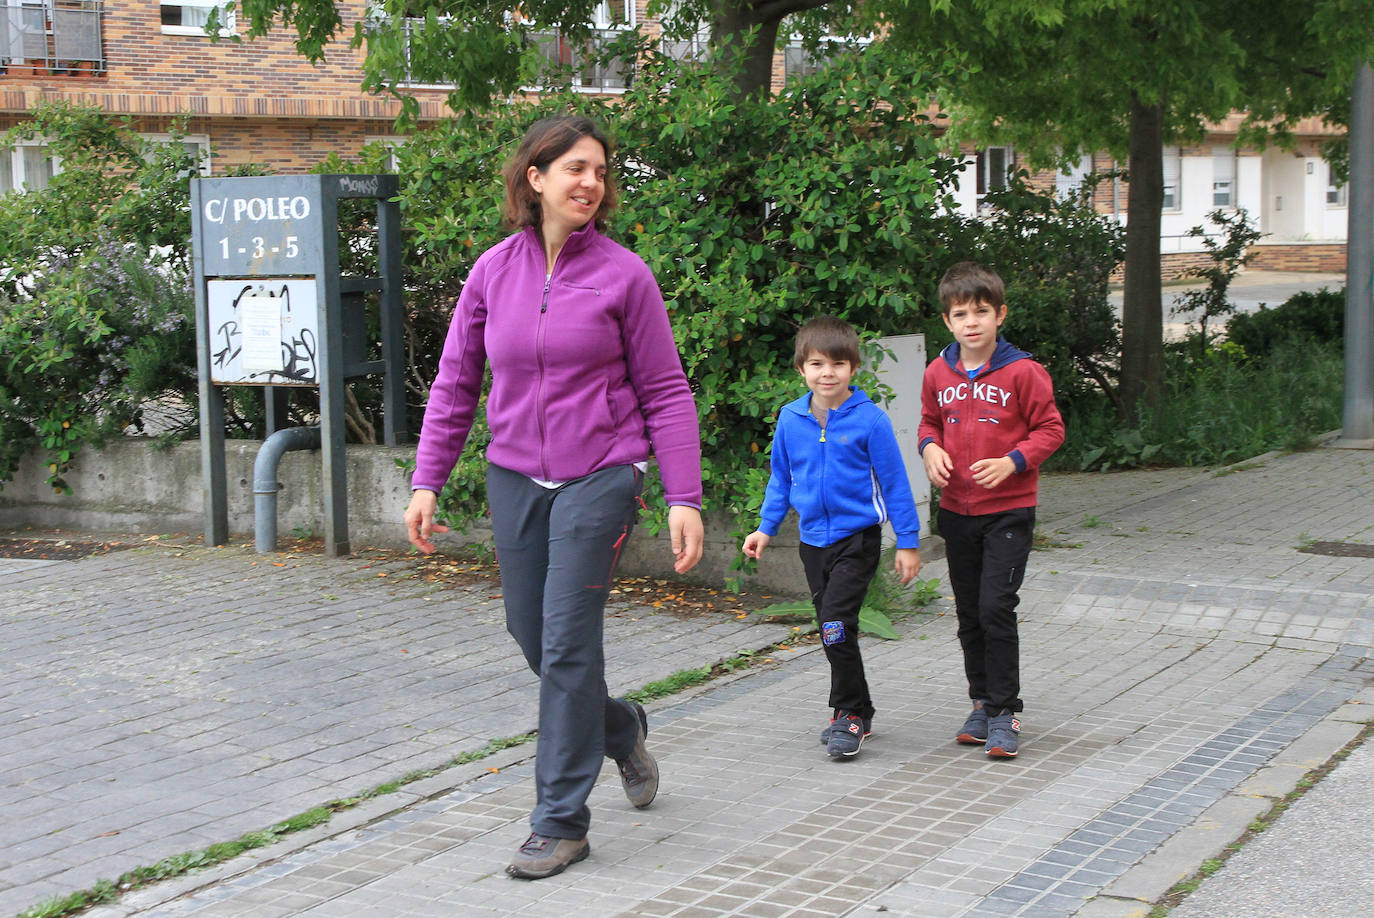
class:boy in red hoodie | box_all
[918,262,1064,758]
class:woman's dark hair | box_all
[502,115,618,232]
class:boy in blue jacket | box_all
[743,316,922,758]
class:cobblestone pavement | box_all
[6,444,1374,917]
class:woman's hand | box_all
[404,489,449,553]
[668,505,704,574]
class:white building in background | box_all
[947,116,1349,275]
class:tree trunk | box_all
[710,0,783,100]
[1120,95,1166,422]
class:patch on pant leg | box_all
[821,620,846,645]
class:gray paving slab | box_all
[9,444,1374,918]
[0,540,797,916]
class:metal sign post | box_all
[191,174,406,555]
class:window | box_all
[1055,153,1093,201]
[1212,146,1235,207]
[141,133,211,176]
[976,146,1013,195]
[0,142,59,193]
[1161,147,1181,211]
[1327,162,1348,207]
[1,0,103,70]
[526,0,634,92]
[160,0,234,36]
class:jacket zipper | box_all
[535,271,552,478]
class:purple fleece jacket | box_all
[412,221,703,508]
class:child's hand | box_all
[922,443,952,487]
[742,531,770,559]
[893,547,921,584]
[970,456,1016,489]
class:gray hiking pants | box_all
[486,462,644,839]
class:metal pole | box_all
[191,178,229,544]
[1340,61,1374,446]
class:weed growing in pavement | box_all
[1033,530,1083,550]
[1082,515,1103,528]
[18,637,808,918]
[746,549,941,640]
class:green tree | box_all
[883,0,1374,419]
[234,0,865,109]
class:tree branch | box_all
[748,0,832,26]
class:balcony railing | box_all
[0,0,104,72]
[530,28,631,93]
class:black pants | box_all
[939,506,1035,714]
[799,525,882,720]
[486,463,644,839]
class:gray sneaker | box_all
[506,833,590,879]
[826,710,866,758]
[986,709,1021,758]
[616,701,658,808]
[956,700,989,745]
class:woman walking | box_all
[404,114,704,879]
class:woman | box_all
[404,114,704,880]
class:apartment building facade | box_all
[949,117,1349,276]
[1,1,1348,273]
[0,0,453,189]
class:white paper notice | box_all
[239,294,284,373]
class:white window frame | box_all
[1161,146,1181,212]
[364,135,406,172]
[140,132,211,175]
[1055,153,1093,201]
[1326,162,1348,208]
[1211,146,1236,208]
[523,0,636,94]
[1,139,60,194]
[976,146,1013,196]
[160,0,235,37]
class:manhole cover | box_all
[1299,540,1374,558]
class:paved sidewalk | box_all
[5,445,1374,917]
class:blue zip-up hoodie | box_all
[757,387,921,549]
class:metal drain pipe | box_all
[254,426,322,553]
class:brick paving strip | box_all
[8,446,1374,917]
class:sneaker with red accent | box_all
[825,710,866,758]
[819,713,872,746]
[956,699,989,745]
[985,708,1021,758]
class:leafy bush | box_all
[0,106,205,490]
[942,175,1127,408]
[1055,335,1342,471]
[0,243,196,490]
[1225,287,1345,358]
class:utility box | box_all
[872,333,931,539]
[191,174,406,556]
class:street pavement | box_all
[3,443,1373,917]
[1108,269,1346,340]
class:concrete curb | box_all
[1077,686,1374,917]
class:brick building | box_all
[0,0,451,187]
[1,2,1348,273]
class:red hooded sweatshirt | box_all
[917,339,1064,516]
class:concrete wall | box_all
[0,439,825,594]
